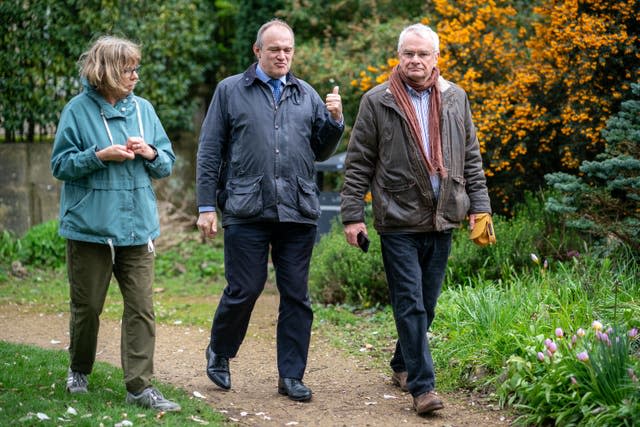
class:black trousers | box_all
[209,222,316,379]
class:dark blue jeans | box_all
[380,231,452,397]
[210,222,316,380]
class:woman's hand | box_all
[126,136,157,161]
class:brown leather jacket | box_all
[341,77,491,233]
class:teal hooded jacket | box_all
[51,84,175,247]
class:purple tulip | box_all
[629,328,638,338]
[537,351,545,362]
[555,328,564,338]
[547,341,557,353]
[577,351,589,362]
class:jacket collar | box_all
[83,81,135,118]
[242,63,307,96]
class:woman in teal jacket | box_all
[50,36,179,412]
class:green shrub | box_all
[446,191,586,286]
[0,230,20,263]
[309,218,387,307]
[17,220,66,269]
[311,192,587,308]
[546,82,640,255]
[155,237,225,281]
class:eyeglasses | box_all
[401,50,435,60]
[122,65,141,76]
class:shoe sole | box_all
[278,387,312,402]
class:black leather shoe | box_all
[205,346,230,390]
[278,377,312,402]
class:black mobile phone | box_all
[357,231,370,253]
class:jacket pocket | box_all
[63,188,117,236]
[442,175,470,222]
[376,180,423,227]
[225,175,263,218]
[296,176,320,219]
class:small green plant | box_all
[155,237,225,282]
[17,220,66,268]
[499,321,640,426]
[309,217,387,307]
[0,230,20,262]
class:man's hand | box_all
[344,222,367,248]
[197,211,218,240]
[325,86,343,122]
[468,213,490,230]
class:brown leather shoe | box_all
[413,391,444,414]
[391,371,408,392]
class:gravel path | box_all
[0,297,512,426]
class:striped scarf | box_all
[389,65,447,177]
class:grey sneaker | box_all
[66,369,88,393]
[126,387,181,412]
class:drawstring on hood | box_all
[101,99,145,145]
[147,237,155,257]
[107,238,115,264]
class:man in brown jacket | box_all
[340,23,492,416]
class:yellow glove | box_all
[469,213,496,246]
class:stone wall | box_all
[0,144,60,237]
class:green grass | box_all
[0,342,227,426]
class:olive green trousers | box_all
[66,239,155,393]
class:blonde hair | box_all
[79,36,141,98]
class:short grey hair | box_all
[255,19,295,49]
[397,24,439,53]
